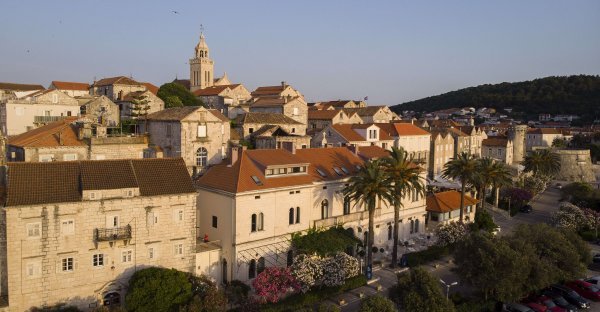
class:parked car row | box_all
[503,278,600,312]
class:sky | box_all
[1,1,599,105]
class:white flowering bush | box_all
[551,202,591,231]
[334,252,359,279]
[321,256,344,287]
[290,254,323,293]
[435,221,469,246]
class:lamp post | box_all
[439,278,458,301]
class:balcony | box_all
[34,115,69,124]
[94,225,132,242]
[313,208,382,228]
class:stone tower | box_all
[189,32,214,93]
[508,125,527,164]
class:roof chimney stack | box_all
[229,145,246,167]
[281,81,286,88]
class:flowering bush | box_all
[435,221,469,246]
[524,175,548,195]
[551,202,591,231]
[504,187,533,205]
[334,252,360,279]
[252,267,299,303]
[290,254,323,293]
[321,256,345,287]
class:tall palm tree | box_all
[474,157,495,212]
[383,147,425,268]
[489,161,513,207]
[523,149,561,177]
[343,160,394,276]
[442,152,478,223]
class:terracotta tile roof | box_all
[446,127,468,137]
[8,117,86,148]
[250,97,289,107]
[251,85,285,96]
[331,124,365,141]
[355,146,390,160]
[0,82,44,91]
[193,85,231,96]
[197,147,364,193]
[172,79,191,90]
[342,106,385,117]
[208,109,230,122]
[5,158,195,206]
[393,123,430,136]
[51,81,89,91]
[146,106,201,121]
[94,76,140,87]
[426,190,478,213]
[142,82,159,95]
[308,109,342,120]
[375,123,398,137]
[482,137,510,147]
[429,119,462,128]
[527,128,561,135]
[239,112,303,125]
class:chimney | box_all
[281,81,286,88]
[58,131,63,146]
[282,142,296,154]
[229,145,246,167]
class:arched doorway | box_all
[103,292,120,306]
[222,259,228,284]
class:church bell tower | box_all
[189,31,214,93]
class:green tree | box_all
[488,161,512,207]
[523,149,561,177]
[164,95,184,108]
[343,160,394,276]
[473,158,495,212]
[552,137,568,148]
[383,147,425,267]
[157,82,202,107]
[396,267,455,312]
[125,267,192,312]
[359,295,397,312]
[442,152,478,222]
[130,93,151,133]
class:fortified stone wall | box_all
[555,149,596,183]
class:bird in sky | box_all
[172,10,179,14]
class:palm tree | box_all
[489,161,513,208]
[523,149,561,177]
[343,160,394,276]
[474,158,495,212]
[383,147,425,268]
[442,152,478,223]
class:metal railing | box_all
[313,208,382,228]
[34,116,68,123]
[94,225,132,242]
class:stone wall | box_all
[555,149,596,183]
[89,136,148,160]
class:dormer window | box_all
[251,176,263,186]
[333,167,343,176]
[316,168,327,177]
[341,167,350,174]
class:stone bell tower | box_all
[189,31,214,93]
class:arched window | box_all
[321,199,329,219]
[205,51,208,58]
[257,257,265,275]
[388,225,393,240]
[248,259,256,279]
[222,259,228,284]
[251,214,257,232]
[296,207,300,224]
[363,231,369,245]
[289,208,294,225]
[410,220,415,234]
[415,219,420,234]
[200,50,204,57]
[287,250,294,267]
[258,213,264,231]
[343,196,351,215]
[196,147,208,167]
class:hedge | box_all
[405,244,453,267]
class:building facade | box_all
[482,137,514,165]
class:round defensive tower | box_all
[508,125,527,163]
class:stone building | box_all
[236,112,306,139]
[0,82,44,102]
[386,123,431,166]
[6,118,149,162]
[555,149,597,183]
[526,128,564,151]
[49,81,90,98]
[341,106,400,124]
[143,106,230,175]
[251,82,304,100]
[311,124,395,150]
[196,146,427,284]
[429,131,455,178]
[308,100,366,110]
[79,95,120,127]
[426,190,477,228]
[307,109,362,132]
[482,137,514,165]
[251,126,311,150]
[249,96,308,125]
[0,89,81,135]
[456,126,487,157]
[508,125,527,163]
[90,76,164,120]
[0,158,197,310]
[194,83,251,119]
[189,32,215,93]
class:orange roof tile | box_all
[355,146,390,160]
[527,128,561,135]
[393,123,430,136]
[308,109,342,120]
[142,82,159,95]
[482,137,510,147]
[426,190,478,213]
[8,117,86,148]
[251,85,285,96]
[193,85,231,96]
[331,124,365,141]
[51,81,89,91]
[94,76,140,87]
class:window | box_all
[93,254,104,267]
[61,219,75,236]
[251,175,263,185]
[176,210,184,222]
[410,220,415,234]
[258,213,264,231]
[430,213,439,222]
[251,214,257,232]
[291,127,296,133]
[147,211,158,226]
[388,225,393,240]
[174,243,183,256]
[289,208,294,225]
[257,257,266,275]
[52,94,58,103]
[212,216,218,228]
[293,107,299,116]
[27,223,41,238]
[248,259,256,279]
[343,197,351,215]
[39,154,54,162]
[122,250,133,263]
[148,247,155,259]
[166,124,172,137]
[296,207,300,224]
[110,216,119,228]
[248,128,254,134]
[26,261,41,278]
[196,147,208,167]
[321,200,329,219]
[63,154,77,161]
[415,219,420,233]
[89,192,97,200]
[197,124,207,137]
[62,257,74,272]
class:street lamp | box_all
[439,278,458,301]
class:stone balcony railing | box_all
[313,208,382,228]
[94,225,132,242]
[34,115,68,123]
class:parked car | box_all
[549,284,590,309]
[503,303,535,312]
[565,280,600,301]
[586,276,600,286]
[493,226,502,236]
[541,290,580,311]
[536,296,567,312]
[520,204,533,213]
[593,254,600,264]
[525,302,548,312]
[555,183,563,189]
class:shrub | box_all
[551,202,591,231]
[321,256,345,287]
[125,267,192,312]
[359,295,397,312]
[225,280,251,305]
[405,245,451,267]
[291,253,323,292]
[435,222,469,246]
[317,303,341,312]
[470,210,497,233]
[252,267,300,303]
[31,305,82,312]
[291,226,360,256]
[397,267,455,312]
[185,274,227,312]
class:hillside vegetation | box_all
[391,75,600,121]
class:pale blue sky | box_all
[1,1,599,105]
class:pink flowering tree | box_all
[251,267,300,303]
